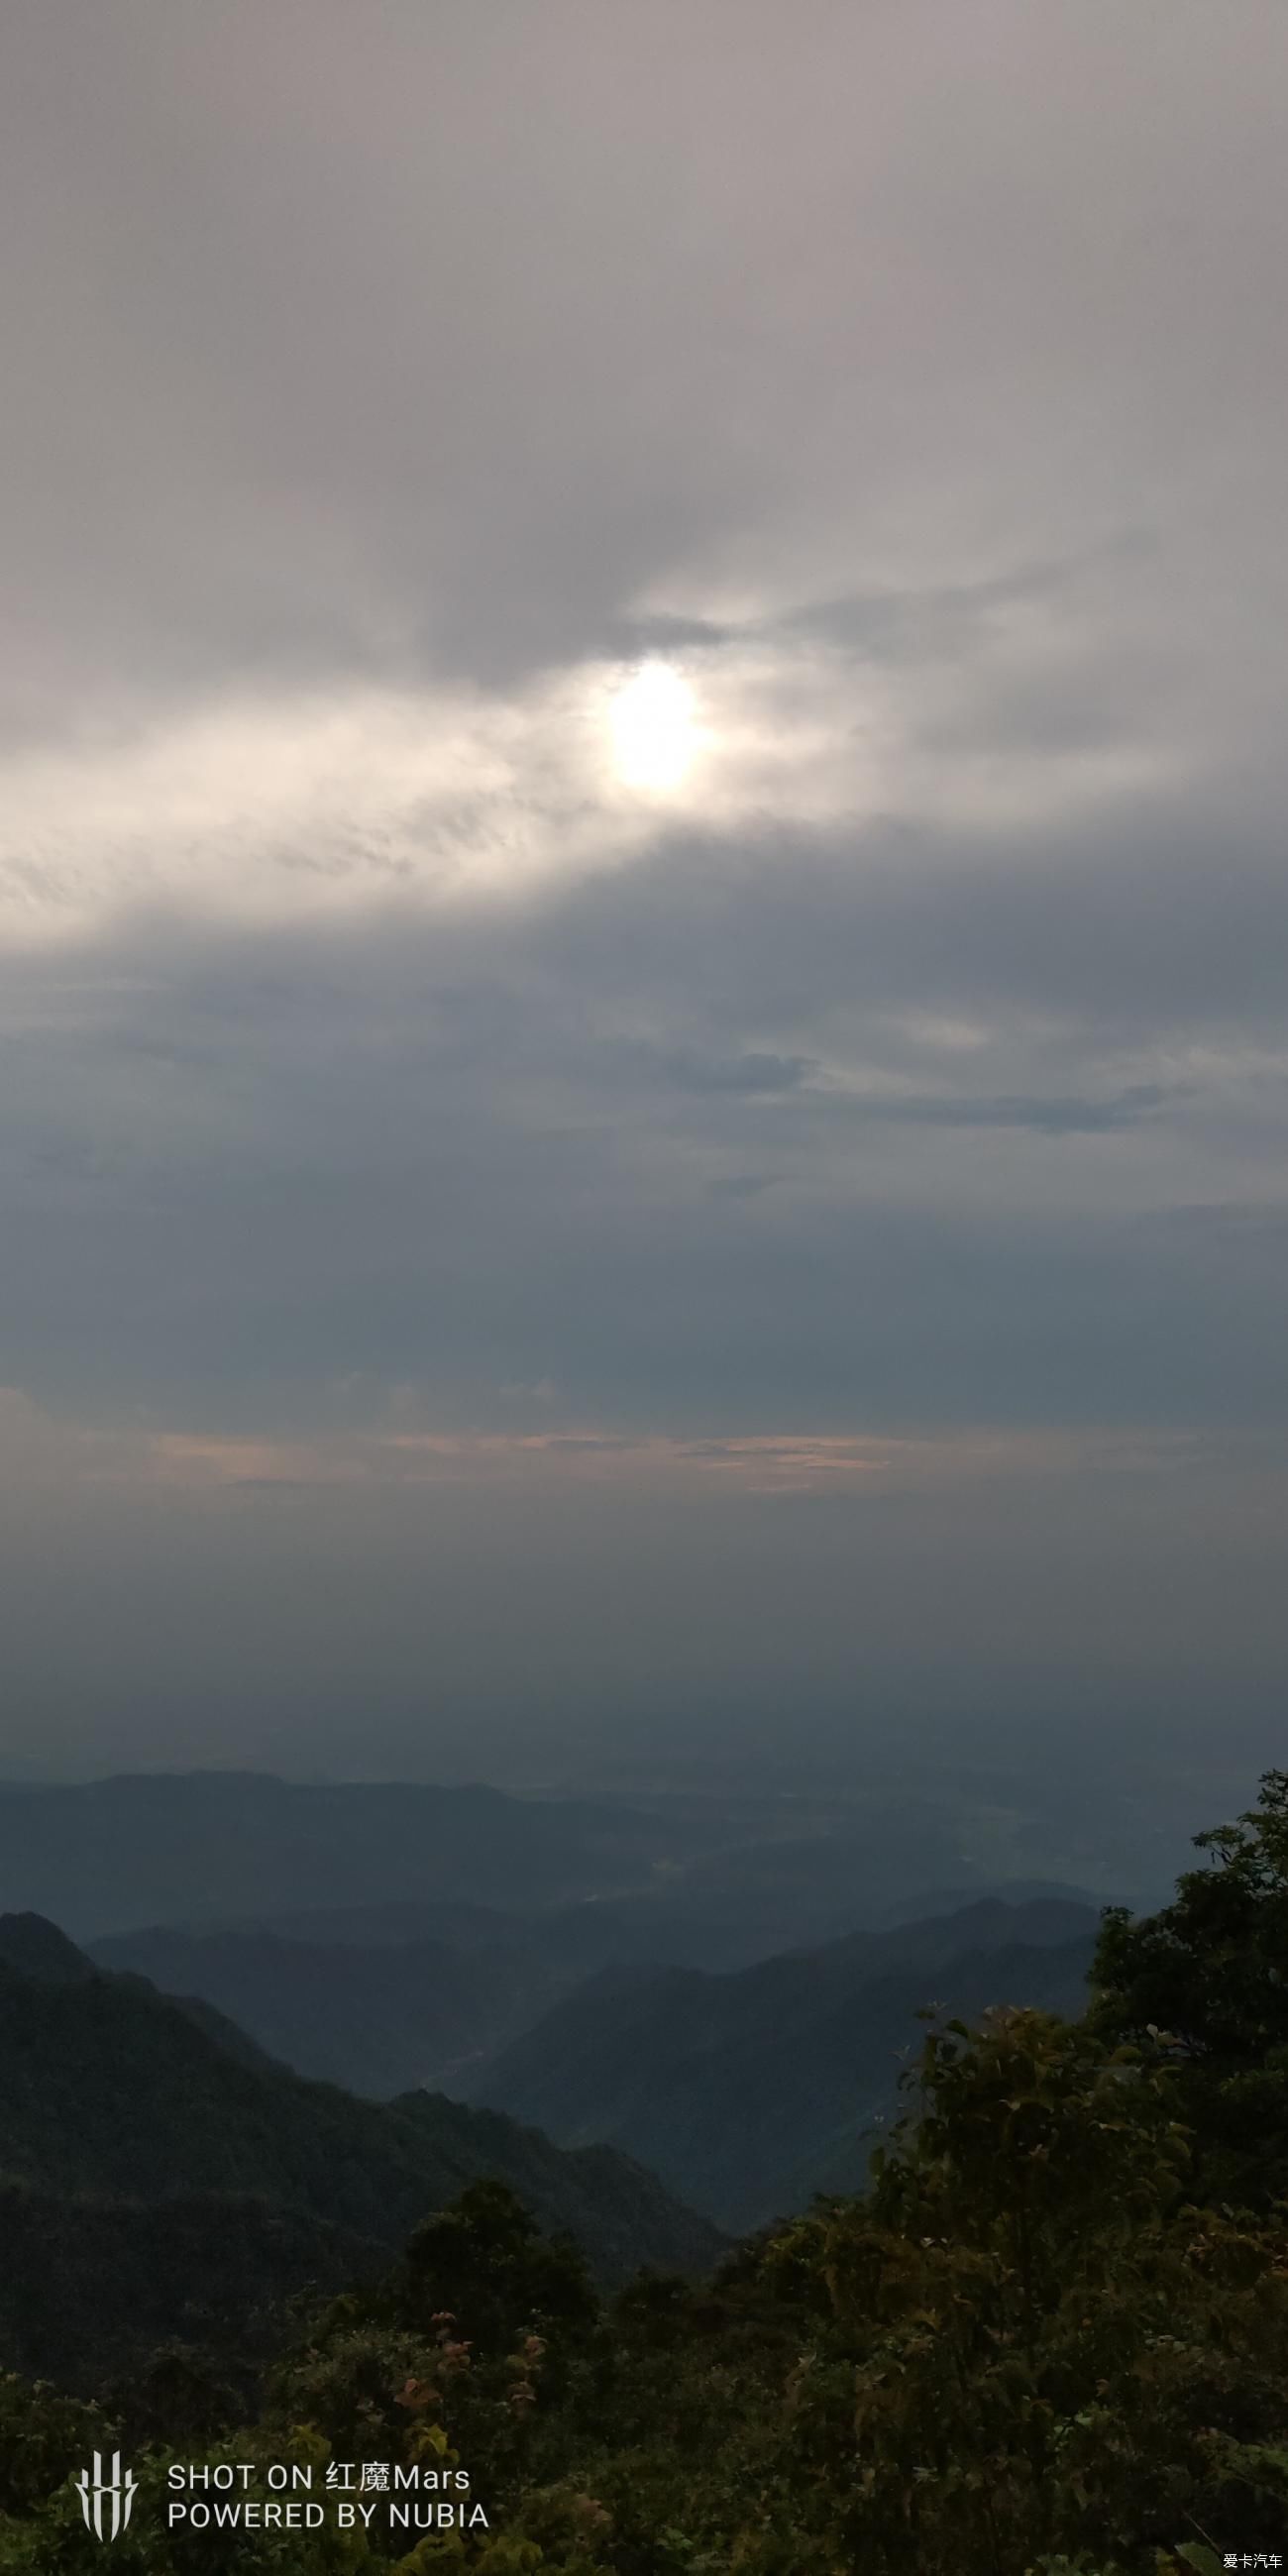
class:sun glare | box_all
[608,660,698,793]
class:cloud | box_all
[0,876,1284,1468]
[834,1084,1179,1134]
[2,0,1288,1769]
[0,1382,1249,1513]
[0,567,1183,944]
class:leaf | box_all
[1174,2544,1224,2575]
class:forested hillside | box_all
[0,1919,721,2384]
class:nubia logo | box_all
[75,2452,138,2541]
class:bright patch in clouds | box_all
[0,606,1166,945]
[608,661,698,792]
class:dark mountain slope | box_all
[0,1914,721,2386]
[0,1902,281,2069]
[0,1912,96,1983]
[466,1898,1099,2230]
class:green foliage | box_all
[760,2010,1288,2570]
[0,2373,112,2519]
[1092,1768,1288,2204]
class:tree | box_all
[1092,1768,1288,2204]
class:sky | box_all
[1,0,1286,1784]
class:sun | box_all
[608,660,698,793]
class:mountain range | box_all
[0,1772,1114,2374]
[0,1769,1130,1949]
[0,1912,721,2388]
[91,1886,1102,2236]
[0,1774,702,1940]
[461,1896,1100,2230]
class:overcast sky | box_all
[2,1,1286,1783]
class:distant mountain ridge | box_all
[0,1770,1117,1952]
[461,1895,1101,2230]
[0,1773,704,1940]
